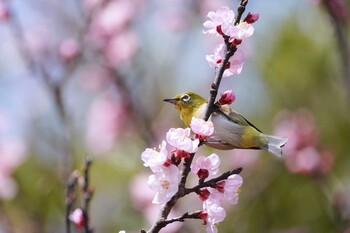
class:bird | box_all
[163,91,287,157]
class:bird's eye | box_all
[181,94,190,102]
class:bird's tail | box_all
[262,134,288,158]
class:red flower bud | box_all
[197,168,209,180]
[198,188,210,201]
[243,12,259,24]
[218,90,236,105]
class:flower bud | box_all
[69,208,84,229]
[243,12,260,24]
[197,168,209,180]
[218,90,235,105]
[198,188,210,201]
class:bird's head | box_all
[163,92,206,125]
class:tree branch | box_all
[185,167,242,195]
[204,0,248,121]
[81,158,93,233]
[65,171,78,233]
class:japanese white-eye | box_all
[164,92,287,157]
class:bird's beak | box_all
[163,98,179,104]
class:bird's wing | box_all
[220,108,263,133]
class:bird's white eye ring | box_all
[181,94,190,102]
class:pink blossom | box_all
[78,66,113,91]
[274,109,335,176]
[147,165,181,204]
[218,90,236,105]
[274,109,317,155]
[69,208,84,229]
[190,117,214,138]
[166,128,199,153]
[85,91,125,155]
[0,2,9,21]
[0,140,27,175]
[93,1,136,37]
[191,154,220,177]
[204,175,243,205]
[285,146,321,174]
[59,38,80,61]
[203,6,235,35]
[24,27,53,58]
[141,141,169,172]
[129,173,155,209]
[221,21,254,42]
[223,174,243,205]
[0,173,17,200]
[206,43,245,77]
[104,30,138,66]
[203,199,226,233]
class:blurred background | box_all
[0,0,350,232]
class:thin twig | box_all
[162,211,202,225]
[185,168,243,195]
[323,3,350,102]
[65,172,78,233]
[82,158,93,233]
[204,0,248,121]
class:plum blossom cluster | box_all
[191,154,243,233]
[141,117,243,233]
[204,6,259,77]
[141,126,200,204]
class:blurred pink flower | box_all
[191,154,220,177]
[85,90,125,155]
[104,30,138,66]
[59,38,80,61]
[0,140,27,175]
[0,2,9,21]
[203,6,235,35]
[218,90,236,105]
[274,109,334,176]
[206,43,245,77]
[154,7,190,32]
[130,173,182,233]
[92,1,136,37]
[24,27,52,58]
[190,117,214,138]
[0,173,17,200]
[69,208,84,229]
[78,66,113,91]
[141,141,169,172]
[148,165,181,204]
[129,173,155,209]
[199,0,230,18]
[274,109,317,155]
[166,128,199,153]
